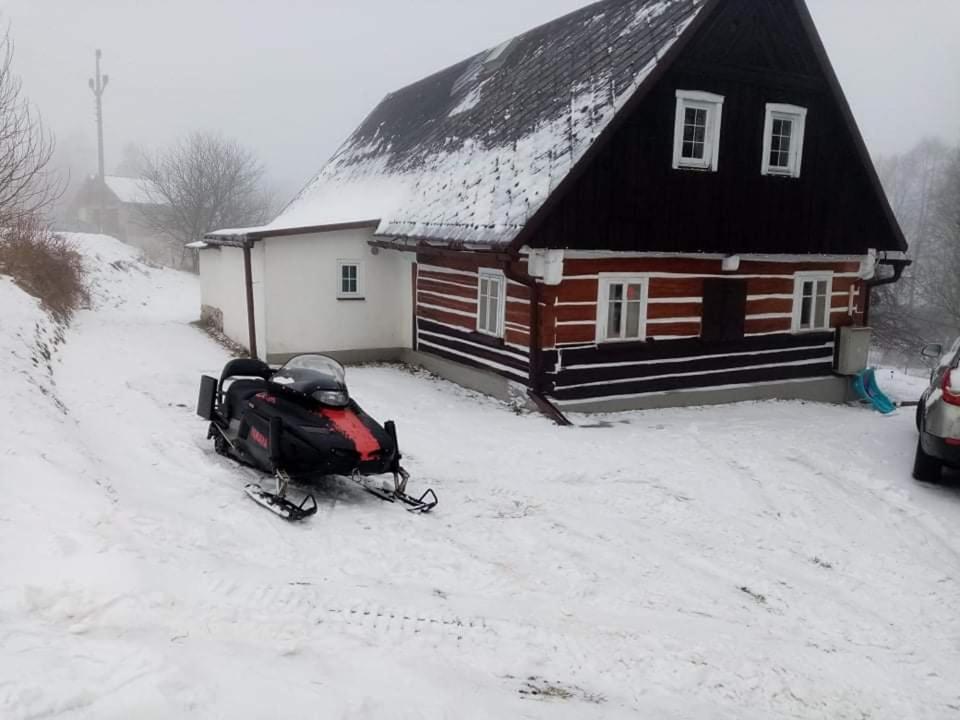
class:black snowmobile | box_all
[197,354,437,520]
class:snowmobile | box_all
[197,354,437,521]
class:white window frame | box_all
[673,90,725,172]
[791,271,833,333]
[337,260,363,300]
[476,268,506,338]
[762,103,807,178]
[596,274,650,343]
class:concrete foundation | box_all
[553,376,854,414]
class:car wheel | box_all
[913,437,942,483]
[916,401,924,432]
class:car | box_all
[914,337,960,482]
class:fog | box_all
[5,0,960,202]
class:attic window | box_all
[673,90,724,172]
[762,104,807,178]
[481,37,518,75]
[485,39,513,64]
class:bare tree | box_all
[873,140,960,360]
[918,147,960,327]
[0,23,62,226]
[137,131,272,271]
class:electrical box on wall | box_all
[835,326,872,376]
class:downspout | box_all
[504,254,572,427]
[242,239,259,360]
[863,256,911,325]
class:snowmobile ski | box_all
[244,483,318,522]
[351,469,439,513]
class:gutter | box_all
[504,254,572,427]
[863,254,911,325]
[242,239,259,360]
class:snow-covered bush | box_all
[0,214,87,321]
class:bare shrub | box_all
[0,214,87,321]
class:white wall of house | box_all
[198,245,254,351]
[199,229,414,358]
[262,228,414,356]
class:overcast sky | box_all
[5,0,960,201]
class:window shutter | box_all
[701,279,747,343]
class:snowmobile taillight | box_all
[313,390,349,407]
[942,369,960,406]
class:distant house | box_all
[72,175,175,263]
[198,0,908,413]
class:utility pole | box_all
[88,49,109,233]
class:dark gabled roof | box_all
[208,0,906,257]
[211,0,706,247]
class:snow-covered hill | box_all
[2,234,960,718]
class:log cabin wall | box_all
[414,252,532,384]
[539,254,866,405]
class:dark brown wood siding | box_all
[540,255,862,404]
[414,253,531,384]
[527,0,902,256]
[543,332,837,404]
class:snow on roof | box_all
[212,0,703,247]
[103,175,165,206]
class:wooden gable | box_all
[524,0,906,256]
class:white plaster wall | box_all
[262,229,413,355]
[198,246,253,351]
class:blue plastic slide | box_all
[852,368,897,415]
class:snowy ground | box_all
[873,366,931,405]
[3,235,960,718]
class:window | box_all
[477,269,505,337]
[337,260,363,299]
[792,272,832,332]
[597,276,648,342]
[762,104,807,178]
[673,90,724,171]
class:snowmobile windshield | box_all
[269,355,349,405]
[280,355,346,383]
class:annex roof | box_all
[208,0,706,247]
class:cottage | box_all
[199,0,908,413]
[72,174,171,264]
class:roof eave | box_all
[204,219,381,245]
